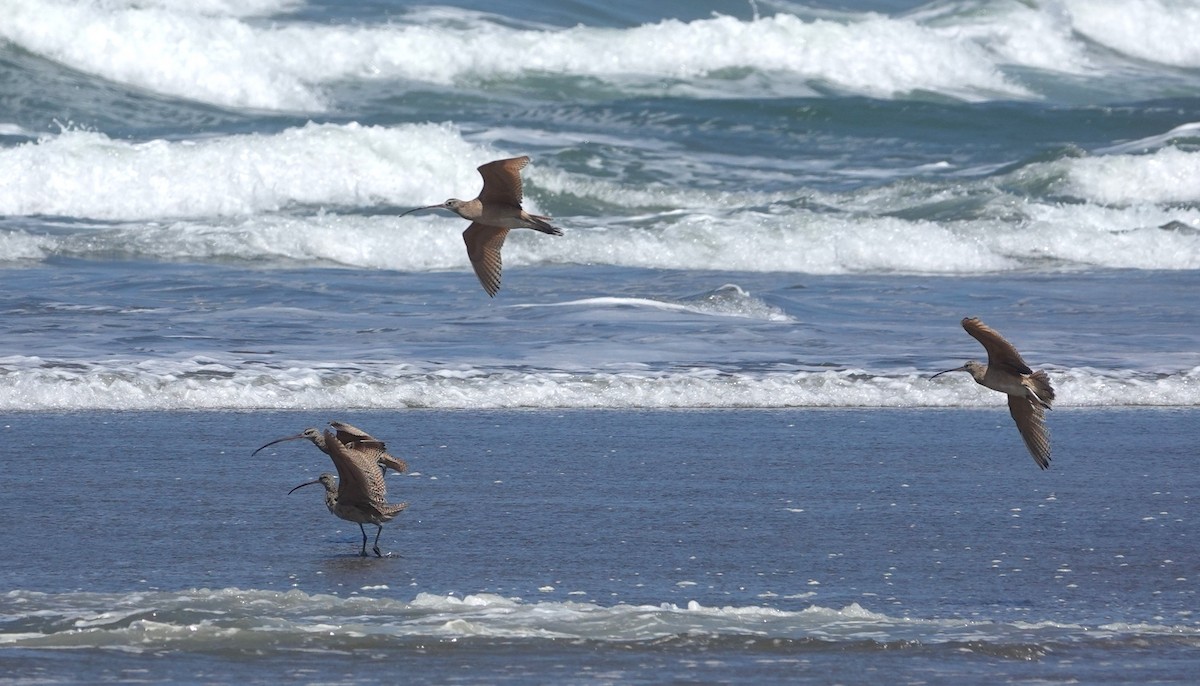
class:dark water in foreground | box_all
[5,0,1200,682]
[1,408,1196,684]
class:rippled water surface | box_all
[2,0,1199,682]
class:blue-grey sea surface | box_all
[2,0,1199,683]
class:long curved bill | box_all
[398,204,443,217]
[929,365,968,380]
[251,433,308,456]
[288,479,321,495]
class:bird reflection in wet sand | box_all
[400,156,563,297]
[932,317,1056,469]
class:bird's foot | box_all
[373,546,383,557]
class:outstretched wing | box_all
[330,420,386,452]
[476,156,529,208]
[328,419,408,474]
[329,420,408,474]
[463,222,510,297]
[962,317,1032,376]
[322,430,389,509]
[1007,396,1051,469]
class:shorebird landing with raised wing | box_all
[400,156,563,297]
[252,421,408,476]
[932,317,1056,469]
[287,431,408,557]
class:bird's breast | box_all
[981,372,1033,397]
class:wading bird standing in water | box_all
[287,432,408,557]
[932,317,1056,469]
[400,156,563,297]
[253,422,408,557]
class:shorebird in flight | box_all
[400,156,563,297]
[932,317,1056,469]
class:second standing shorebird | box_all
[287,431,408,557]
[932,317,1056,469]
[252,422,408,556]
[400,156,563,297]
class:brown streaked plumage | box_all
[252,421,408,476]
[400,156,563,296]
[288,431,408,557]
[931,317,1056,469]
[327,420,408,475]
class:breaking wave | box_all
[3,0,1200,110]
[2,123,1200,274]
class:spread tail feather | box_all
[1028,370,1055,409]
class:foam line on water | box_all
[510,286,794,322]
[5,202,1200,273]
[1,356,1196,410]
[4,588,1196,650]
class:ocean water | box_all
[1,0,1199,683]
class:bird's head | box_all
[288,472,337,495]
[399,198,467,218]
[930,360,987,382]
[251,427,321,456]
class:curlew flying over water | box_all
[932,317,1056,469]
[252,421,408,476]
[400,156,563,297]
[287,431,408,557]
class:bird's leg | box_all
[358,523,369,557]
[372,524,384,558]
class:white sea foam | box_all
[0,1,1085,111]
[0,589,962,646]
[0,356,1196,411]
[1063,0,1200,68]
[1004,202,1200,270]
[0,122,37,137]
[0,0,327,110]
[93,0,300,16]
[1061,147,1200,206]
[512,287,794,322]
[3,209,1198,275]
[0,229,53,261]
[3,0,1197,111]
[5,588,1196,649]
[1095,122,1200,156]
[8,202,1200,274]
[0,123,492,220]
[4,124,1200,272]
[916,0,1095,76]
